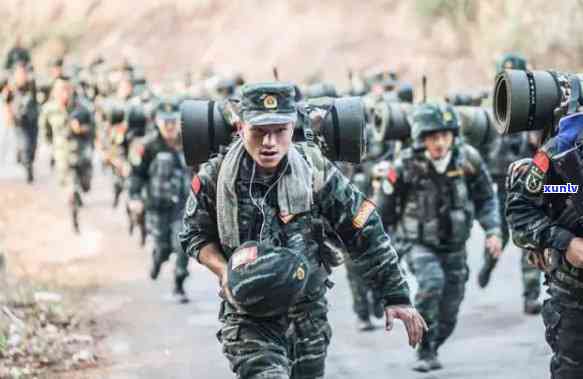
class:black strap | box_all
[526,70,537,131]
[208,100,216,152]
[331,105,340,160]
[480,108,491,149]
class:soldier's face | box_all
[157,117,180,143]
[14,65,28,87]
[240,122,294,173]
[423,130,454,160]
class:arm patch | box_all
[352,199,376,229]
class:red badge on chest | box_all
[191,176,201,194]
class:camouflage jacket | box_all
[383,142,500,252]
[39,100,91,167]
[128,132,190,212]
[506,137,583,293]
[3,83,38,129]
[487,133,533,182]
[179,143,411,306]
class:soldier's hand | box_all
[128,200,144,215]
[384,305,428,348]
[566,237,583,268]
[486,235,503,258]
[218,269,239,309]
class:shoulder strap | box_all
[300,143,326,194]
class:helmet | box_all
[227,241,310,317]
[411,103,459,141]
[496,52,527,73]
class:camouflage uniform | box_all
[381,104,500,364]
[480,133,542,308]
[180,83,411,379]
[128,130,191,297]
[506,122,583,378]
[4,80,39,182]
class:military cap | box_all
[496,52,527,73]
[156,97,180,121]
[240,82,298,126]
[411,103,460,141]
[227,241,310,317]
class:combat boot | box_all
[524,298,542,315]
[413,352,442,372]
[356,315,374,332]
[477,264,494,288]
[173,276,189,304]
[150,250,163,280]
[26,164,34,184]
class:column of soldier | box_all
[4,43,573,378]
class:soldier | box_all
[39,78,92,232]
[506,112,583,378]
[2,61,39,183]
[180,82,426,379]
[127,98,191,304]
[4,36,31,70]
[477,52,543,315]
[379,103,502,372]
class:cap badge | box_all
[263,95,278,109]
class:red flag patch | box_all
[387,168,398,184]
[533,151,550,173]
[191,176,201,194]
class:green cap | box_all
[156,97,180,121]
[496,52,527,73]
[240,82,297,126]
[411,103,459,141]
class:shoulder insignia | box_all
[352,199,376,229]
[231,245,258,270]
[293,265,306,281]
[446,169,464,177]
[191,175,202,194]
[532,151,550,173]
[525,164,545,194]
[387,167,398,184]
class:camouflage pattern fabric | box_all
[218,298,331,379]
[180,142,410,378]
[128,132,191,281]
[383,143,501,252]
[146,211,188,280]
[6,85,39,173]
[505,137,583,378]
[481,183,541,300]
[39,100,88,188]
[406,244,468,354]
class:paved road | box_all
[0,134,550,379]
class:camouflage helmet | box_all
[496,52,527,73]
[411,103,460,141]
[227,241,310,317]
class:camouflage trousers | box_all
[14,125,37,167]
[542,286,583,379]
[406,244,468,354]
[146,210,189,280]
[217,297,332,379]
[345,256,383,319]
[483,185,541,299]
